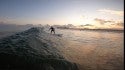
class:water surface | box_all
[55,29,124,70]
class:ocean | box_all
[0,27,124,70]
[55,29,124,70]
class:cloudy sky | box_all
[0,0,124,29]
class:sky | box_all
[0,0,124,29]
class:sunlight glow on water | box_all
[56,29,123,48]
[56,29,124,70]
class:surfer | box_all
[49,26,55,34]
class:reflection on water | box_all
[56,29,123,47]
[56,29,124,70]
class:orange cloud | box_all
[94,18,124,29]
[94,18,114,25]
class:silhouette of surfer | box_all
[49,26,55,34]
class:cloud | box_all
[94,18,124,29]
[98,9,123,16]
[117,23,124,26]
[94,18,114,25]
[83,24,94,26]
[114,22,124,26]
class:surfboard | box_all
[53,34,63,37]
